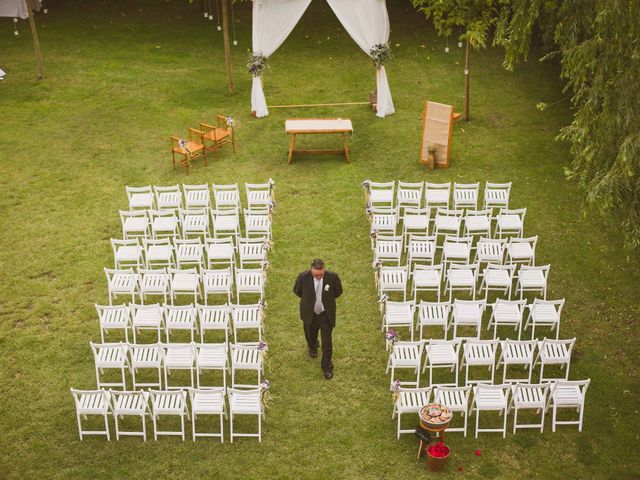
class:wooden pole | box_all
[463,37,470,122]
[25,0,44,80]
[221,0,235,94]
[269,101,369,109]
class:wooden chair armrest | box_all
[189,128,204,142]
[199,122,215,131]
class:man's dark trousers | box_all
[305,312,333,372]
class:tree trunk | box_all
[25,0,44,80]
[221,0,235,94]
[463,37,470,122]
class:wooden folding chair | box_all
[199,114,236,155]
[170,128,206,175]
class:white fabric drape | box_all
[251,0,312,118]
[326,0,395,117]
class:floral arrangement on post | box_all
[424,143,438,169]
[178,138,191,154]
[391,379,401,403]
[369,43,392,69]
[261,379,272,408]
[225,116,240,128]
[247,52,268,77]
[385,328,398,350]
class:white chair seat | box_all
[131,347,160,367]
[176,245,202,261]
[435,216,460,231]
[230,393,261,414]
[443,243,470,260]
[448,269,475,286]
[133,308,162,327]
[247,191,269,205]
[115,246,141,262]
[477,243,504,262]
[183,215,208,231]
[464,343,494,366]
[153,394,185,414]
[123,217,148,233]
[215,217,240,230]
[465,216,490,232]
[165,350,194,368]
[413,270,440,287]
[511,385,546,409]
[437,389,467,411]
[484,270,512,287]
[507,243,533,260]
[428,344,457,364]
[129,193,153,209]
[370,190,394,204]
[474,388,507,409]
[186,191,210,208]
[494,303,522,323]
[552,385,583,406]
[397,390,430,413]
[172,273,199,290]
[100,308,129,328]
[404,216,429,229]
[147,245,173,262]
[539,341,571,363]
[502,342,534,363]
[391,344,420,367]
[232,348,262,369]
[520,270,546,287]
[197,346,227,368]
[419,305,448,326]
[530,304,560,324]
[96,347,126,367]
[157,192,181,209]
[153,218,178,232]
[192,392,225,414]
[427,190,449,204]
[114,394,147,415]
[207,245,235,260]
[140,274,166,291]
[498,215,522,231]
[77,392,110,414]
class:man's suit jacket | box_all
[293,270,343,327]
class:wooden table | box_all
[285,118,353,164]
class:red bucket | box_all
[426,442,450,472]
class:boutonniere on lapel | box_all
[324,284,330,292]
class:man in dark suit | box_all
[293,259,343,379]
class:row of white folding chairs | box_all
[96,302,265,344]
[112,237,269,270]
[386,337,577,388]
[71,386,264,442]
[374,235,538,268]
[381,298,564,341]
[119,208,272,241]
[126,181,275,212]
[376,263,551,302]
[392,379,590,439]
[104,267,266,305]
[363,181,512,213]
[89,341,265,391]
[369,207,526,240]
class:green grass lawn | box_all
[1,1,639,478]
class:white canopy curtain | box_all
[326,0,395,118]
[251,0,312,118]
[250,0,395,118]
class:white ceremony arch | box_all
[250,0,395,119]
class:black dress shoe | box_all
[324,370,333,380]
[309,349,317,359]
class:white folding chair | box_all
[230,342,264,388]
[162,343,196,389]
[397,182,424,219]
[412,264,443,301]
[546,379,590,432]
[474,237,506,266]
[197,304,230,343]
[228,387,264,442]
[168,268,201,304]
[386,340,423,387]
[506,236,537,266]
[201,268,233,304]
[119,210,149,239]
[442,236,472,268]
[196,343,228,389]
[464,209,492,238]
[230,303,265,342]
[407,234,436,268]
[524,298,564,340]
[104,268,138,305]
[509,383,550,433]
[451,299,486,339]
[235,268,265,303]
[495,208,526,238]
[535,337,575,382]
[470,383,510,438]
[369,207,399,239]
[95,304,130,342]
[70,388,111,441]
[487,299,526,340]
[238,236,268,268]
[381,300,415,341]
[110,390,151,441]
[453,182,480,210]
[90,342,129,390]
[497,339,537,383]
[367,181,395,208]
[178,229,205,262]
[418,300,450,340]
[378,265,409,301]
[374,235,403,266]
[189,387,226,441]
[424,182,451,213]
[434,385,472,436]
[164,305,197,342]
[110,238,143,270]
[445,263,479,301]
[392,386,432,438]
[213,183,241,213]
[142,238,174,269]
[126,185,154,211]
[433,208,463,239]
[212,209,241,239]
[130,303,163,343]
[483,182,511,211]
[148,209,179,240]
[179,208,209,239]
[480,264,515,300]
[245,181,274,210]
[129,343,163,389]
[149,389,189,440]
[244,208,272,239]
[461,339,499,385]
[183,184,211,210]
[423,339,461,387]
[154,185,182,211]
[402,208,430,247]
[517,264,550,299]
[205,237,235,268]
[138,268,168,304]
